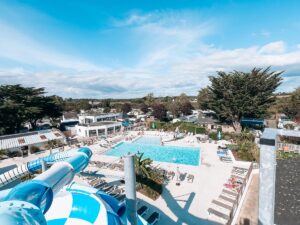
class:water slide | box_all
[0,148,125,224]
[0,148,148,225]
[0,149,81,188]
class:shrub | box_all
[209,132,218,140]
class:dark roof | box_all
[240,118,265,126]
[274,157,300,225]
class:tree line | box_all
[0,85,63,135]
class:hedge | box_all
[149,121,207,134]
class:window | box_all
[88,130,97,137]
[18,138,25,144]
[40,135,47,140]
[115,126,121,132]
[98,129,105,135]
[54,133,61,137]
[107,127,114,134]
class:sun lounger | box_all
[187,174,194,183]
[137,205,149,217]
[208,205,230,221]
[222,188,238,197]
[212,199,233,211]
[219,194,236,204]
[146,212,160,225]
[208,213,228,225]
[89,178,101,187]
[101,185,116,193]
[166,171,175,180]
[220,156,232,162]
[95,182,108,189]
[110,189,124,197]
[116,194,126,202]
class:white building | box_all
[78,113,121,124]
[0,130,65,156]
[75,121,122,138]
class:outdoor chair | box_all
[146,212,160,225]
[137,205,149,217]
[187,174,194,183]
[115,194,126,202]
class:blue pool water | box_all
[133,136,162,145]
[105,136,200,166]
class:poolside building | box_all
[78,112,121,124]
[75,121,122,138]
[0,130,65,156]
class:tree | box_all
[144,93,155,106]
[121,103,132,114]
[101,99,111,113]
[180,101,194,115]
[140,103,149,114]
[168,100,180,118]
[0,85,63,134]
[134,153,153,178]
[199,67,282,130]
[172,93,194,116]
[280,87,300,120]
[197,87,211,110]
[152,103,167,121]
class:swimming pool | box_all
[105,136,200,166]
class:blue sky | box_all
[0,0,300,98]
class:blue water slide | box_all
[0,148,90,188]
[0,147,92,225]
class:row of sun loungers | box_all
[137,205,160,225]
[153,167,195,183]
[90,161,124,171]
[87,177,126,202]
[208,166,250,224]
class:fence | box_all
[277,142,300,154]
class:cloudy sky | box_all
[0,0,300,98]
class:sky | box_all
[0,0,300,98]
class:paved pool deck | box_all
[88,132,252,225]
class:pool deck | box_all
[0,131,252,225]
[87,131,252,225]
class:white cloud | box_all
[0,21,99,70]
[259,41,286,54]
[0,11,299,98]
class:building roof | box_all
[0,130,64,150]
[79,112,120,117]
[261,128,300,139]
[274,157,300,225]
[63,111,78,119]
[77,121,121,127]
[198,116,218,124]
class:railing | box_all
[277,142,300,153]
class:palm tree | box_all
[134,153,153,178]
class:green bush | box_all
[209,132,218,140]
[149,121,207,134]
